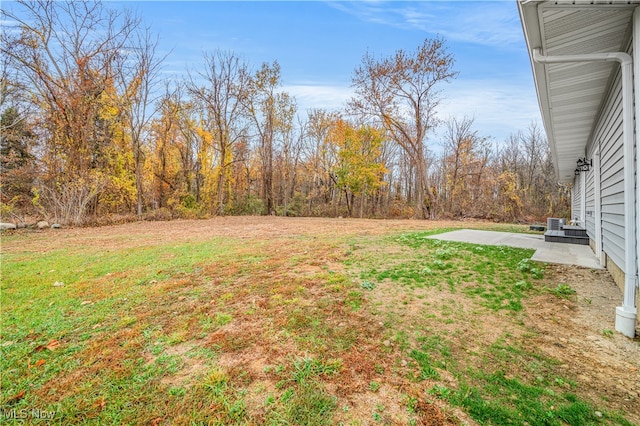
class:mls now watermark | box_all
[2,408,56,421]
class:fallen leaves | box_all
[34,339,61,353]
[28,357,46,369]
[5,390,26,404]
[27,339,59,370]
[46,339,61,351]
[93,397,106,410]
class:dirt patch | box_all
[524,265,640,423]
[155,342,210,388]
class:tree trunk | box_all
[216,143,226,216]
[136,157,143,218]
[413,149,429,219]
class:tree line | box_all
[1,0,569,226]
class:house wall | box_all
[572,173,583,224]
[584,66,626,274]
[585,154,596,236]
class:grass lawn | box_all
[1,217,637,425]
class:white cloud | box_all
[0,19,21,35]
[282,75,541,143]
[437,78,542,142]
[283,83,354,113]
[0,19,20,27]
[282,78,543,144]
[328,1,523,49]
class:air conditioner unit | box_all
[547,217,565,231]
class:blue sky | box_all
[7,0,543,144]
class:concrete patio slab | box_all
[427,229,603,269]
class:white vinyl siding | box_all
[585,151,595,237]
[572,176,583,224]
[591,69,626,270]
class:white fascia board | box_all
[518,1,564,181]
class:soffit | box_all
[519,1,637,182]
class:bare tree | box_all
[302,109,341,214]
[520,122,545,195]
[349,38,457,219]
[116,28,165,218]
[441,116,490,218]
[278,115,304,216]
[244,61,296,215]
[187,50,249,215]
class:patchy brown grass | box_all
[3,216,638,425]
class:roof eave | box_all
[518,1,566,181]
[517,0,640,183]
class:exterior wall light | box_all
[576,157,592,173]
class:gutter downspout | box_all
[533,48,637,338]
[633,6,640,337]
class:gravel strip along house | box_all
[518,0,639,337]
